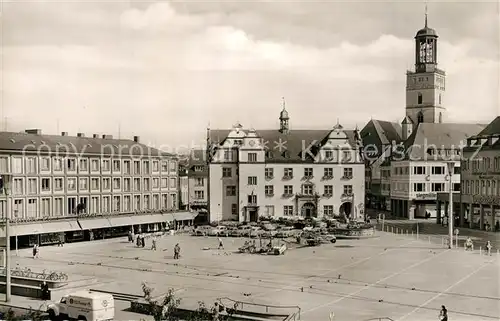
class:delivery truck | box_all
[47,290,114,321]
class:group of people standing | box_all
[128,230,181,259]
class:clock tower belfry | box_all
[405,8,446,126]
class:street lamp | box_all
[1,173,13,302]
[446,162,454,249]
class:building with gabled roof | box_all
[178,149,209,223]
[361,13,487,221]
[207,105,365,223]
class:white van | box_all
[47,290,114,321]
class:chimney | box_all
[61,132,68,136]
[103,134,113,139]
[77,133,85,138]
[133,136,140,143]
[25,129,42,135]
[93,134,99,139]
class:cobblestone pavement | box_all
[8,232,500,321]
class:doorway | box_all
[249,210,258,222]
[339,202,352,219]
[301,202,316,218]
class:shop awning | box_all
[78,218,112,230]
[129,214,168,225]
[172,212,197,221]
[41,220,81,234]
[0,223,44,238]
[108,216,135,227]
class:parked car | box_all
[237,226,253,237]
[275,226,295,238]
[227,227,240,237]
[192,226,212,236]
[250,227,263,238]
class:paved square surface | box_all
[10,232,500,321]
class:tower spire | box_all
[281,96,286,110]
[425,2,428,27]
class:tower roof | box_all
[279,97,289,120]
[416,4,438,38]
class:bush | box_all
[0,306,45,321]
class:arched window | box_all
[439,112,443,123]
[417,111,424,123]
[417,93,423,104]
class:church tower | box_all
[279,97,289,134]
[405,8,446,126]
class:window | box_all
[231,204,238,215]
[113,178,121,190]
[144,195,151,210]
[265,205,275,216]
[67,178,77,191]
[67,158,76,171]
[134,195,141,211]
[152,194,160,209]
[431,166,445,175]
[124,178,131,191]
[123,160,131,174]
[79,178,88,191]
[265,168,274,179]
[54,178,63,191]
[304,168,313,178]
[284,168,293,179]
[343,185,353,195]
[226,186,236,196]
[224,150,232,161]
[102,196,111,212]
[247,194,257,204]
[195,191,204,199]
[102,178,111,190]
[195,178,204,187]
[283,205,294,216]
[113,196,121,212]
[123,195,131,212]
[0,157,8,172]
[27,178,36,194]
[53,158,62,171]
[152,178,160,189]
[413,183,425,192]
[169,178,176,188]
[417,93,423,104]
[41,178,50,192]
[91,159,99,171]
[91,178,99,191]
[161,178,168,188]
[324,185,333,196]
[152,160,159,172]
[41,198,51,217]
[439,94,442,105]
[324,168,333,178]
[53,198,63,216]
[161,161,168,172]
[248,153,257,162]
[133,161,141,174]
[26,157,36,174]
[12,157,23,173]
[79,158,88,172]
[133,178,141,191]
[454,166,460,175]
[413,166,426,175]
[453,183,460,192]
[417,111,424,123]
[284,185,293,195]
[169,161,177,172]
[342,151,351,162]
[324,205,334,216]
[102,159,111,171]
[27,199,37,218]
[343,168,353,178]
[248,176,257,185]
[431,183,445,192]
[265,185,274,196]
[143,160,150,174]
[113,160,121,172]
[222,168,232,178]
[325,150,333,160]
[143,178,150,191]
[302,184,313,195]
[13,199,23,218]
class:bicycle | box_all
[37,269,49,280]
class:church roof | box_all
[209,129,359,163]
[402,123,486,160]
[360,119,403,155]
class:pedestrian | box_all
[218,237,224,250]
[151,238,157,251]
[174,243,180,259]
[141,235,146,248]
[485,240,492,256]
[128,231,133,242]
[35,244,40,258]
[439,305,448,321]
[32,244,37,259]
[58,233,65,247]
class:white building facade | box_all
[208,109,365,223]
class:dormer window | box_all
[325,150,333,160]
[282,151,290,158]
[266,151,274,159]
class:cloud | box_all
[1,1,498,147]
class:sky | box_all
[1,0,499,152]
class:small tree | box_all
[141,282,181,321]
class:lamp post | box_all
[2,173,13,302]
[446,162,455,249]
[13,209,18,256]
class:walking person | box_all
[151,237,157,251]
[32,244,37,259]
[35,244,40,258]
[439,305,448,321]
[485,240,492,256]
[218,237,224,250]
[174,243,180,259]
